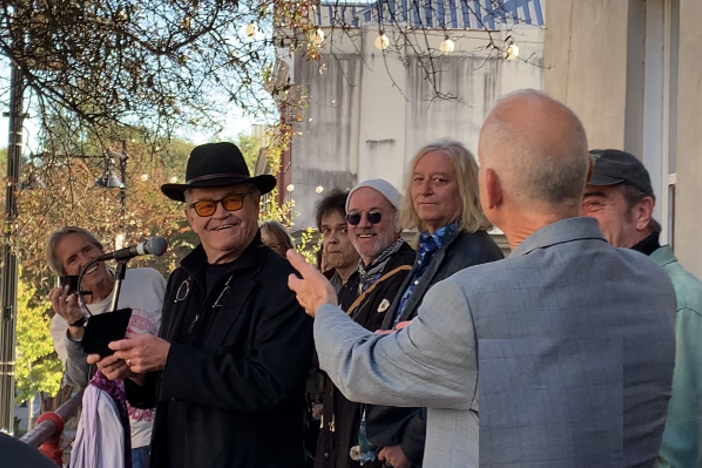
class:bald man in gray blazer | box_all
[288,90,675,468]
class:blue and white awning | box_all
[315,0,545,30]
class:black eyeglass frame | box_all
[345,211,383,226]
[189,192,254,217]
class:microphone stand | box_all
[77,257,129,316]
[108,260,129,313]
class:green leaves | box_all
[14,275,62,406]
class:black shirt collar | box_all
[631,231,661,257]
[181,232,263,280]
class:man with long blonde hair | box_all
[361,139,503,468]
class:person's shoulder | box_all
[615,245,669,277]
[128,266,164,277]
[255,245,296,278]
[126,267,166,284]
[445,230,504,269]
[389,242,416,268]
[660,258,702,314]
[445,250,511,288]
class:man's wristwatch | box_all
[68,316,87,328]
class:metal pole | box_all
[120,140,127,231]
[0,61,24,433]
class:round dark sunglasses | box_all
[346,211,382,226]
[189,192,253,217]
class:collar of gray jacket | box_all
[511,217,606,257]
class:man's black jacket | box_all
[126,238,313,468]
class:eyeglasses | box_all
[346,211,383,226]
[189,192,253,217]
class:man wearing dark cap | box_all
[582,148,702,468]
[89,142,314,468]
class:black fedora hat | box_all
[161,142,277,202]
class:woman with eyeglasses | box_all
[260,220,295,257]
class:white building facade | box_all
[270,0,545,230]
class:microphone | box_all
[96,236,168,262]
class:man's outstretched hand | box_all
[287,249,338,318]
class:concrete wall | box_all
[544,0,634,150]
[288,26,544,229]
[544,0,702,276]
[674,0,702,277]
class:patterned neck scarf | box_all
[393,220,459,325]
[356,236,405,293]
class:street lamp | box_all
[94,173,125,189]
[95,142,129,233]
[0,59,25,434]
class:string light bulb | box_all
[439,36,455,55]
[374,31,390,50]
[315,185,324,194]
[286,183,295,192]
[311,28,325,46]
[504,42,519,60]
[245,22,258,38]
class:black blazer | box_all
[126,239,314,468]
[369,228,504,466]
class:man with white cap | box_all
[315,179,415,468]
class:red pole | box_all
[34,412,64,466]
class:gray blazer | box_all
[380,229,504,327]
[315,217,676,468]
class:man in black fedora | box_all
[88,142,314,468]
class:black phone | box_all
[59,275,92,296]
[82,308,133,358]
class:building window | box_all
[663,0,679,248]
[642,0,678,247]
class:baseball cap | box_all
[588,149,654,197]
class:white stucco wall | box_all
[287,25,544,229]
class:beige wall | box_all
[544,0,632,150]
[288,26,544,229]
[545,0,702,277]
[674,0,702,277]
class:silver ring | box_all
[126,359,132,366]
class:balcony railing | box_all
[20,389,83,466]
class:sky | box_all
[0,62,262,154]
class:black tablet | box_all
[81,308,132,357]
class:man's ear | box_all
[184,208,195,229]
[485,168,502,210]
[634,196,655,231]
[586,157,593,183]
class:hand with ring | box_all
[87,353,133,381]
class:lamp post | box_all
[119,141,128,233]
[0,60,25,433]
[102,142,128,248]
